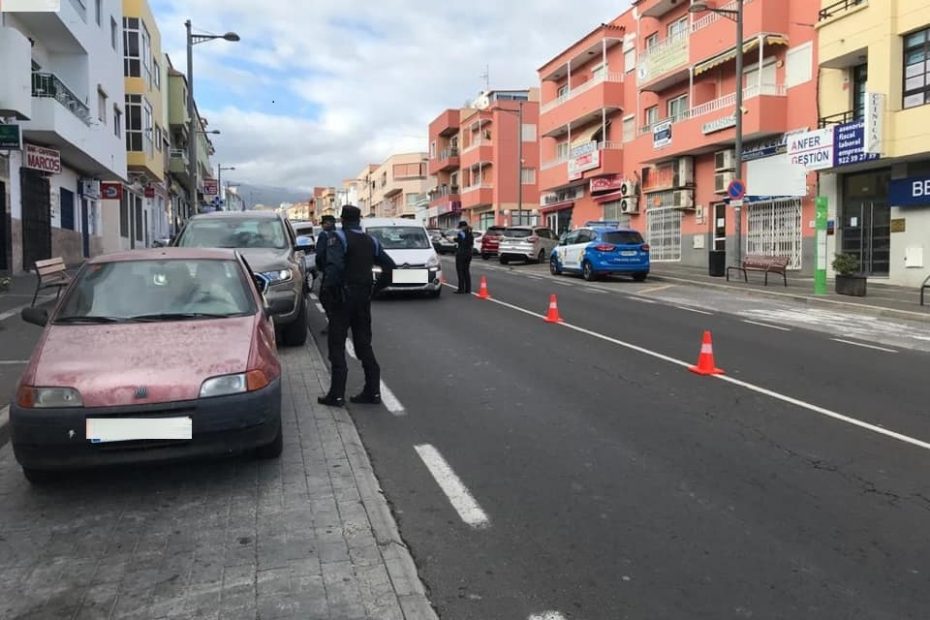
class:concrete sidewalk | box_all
[649,262,930,323]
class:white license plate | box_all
[86,417,193,443]
[393,269,429,284]
[621,251,638,257]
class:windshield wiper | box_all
[126,312,237,322]
[54,315,126,324]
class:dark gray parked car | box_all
[174,211,310,346]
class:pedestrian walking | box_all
[317,205,395,408]
[315,215,337,333]
[453,220,474,294]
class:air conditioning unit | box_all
[676,157,694,186]
[620,197,639,214]
[715,149,736,172]
[672,190,694,209]
[620,180,637,196]
[714,171,736,193]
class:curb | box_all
[648,273,930,324]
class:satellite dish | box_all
[475,94,491,110]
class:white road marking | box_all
[379,381,405,416]
[0,360,28,365]
[0,296,54,322]
[478,293,930,453]
[553,279,573,286]
[529,613,567,620]
[831,338,898,353]
[637,284,676,295]
[309,293,318,301]
[742,320,791,332]
[526,275,543,281]
[675,305,713,315]
[583,288,607,294]
[629,297,657,304]
[414,444,490,528]
[314,302,325,314]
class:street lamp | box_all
[497,101,525,226]
[690,0,744,265]
[186,21,239,219]
[217,164,235,211]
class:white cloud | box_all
[154,0,627,190]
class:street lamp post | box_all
[690,0,744,264]
[217,164,235,211]
[497,101,525,226]
[186,21,239,219]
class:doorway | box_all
[81,198,90,257]
[0,181,7,271]
[841,170,891,276]
[713,203,727,251]
[21,168,51,269]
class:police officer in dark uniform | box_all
[314,215,337,333]
[317,205,395,407]
[453,220,474,294]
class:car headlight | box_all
[426,255,440,269]
[200,370,270,398]
[261,269,293,284]
[17,386,83,409]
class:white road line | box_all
[414,444,490,528]
[629,297,658,304]
[675,305,713,315]
[742,320,792,332]
[553,279,573,286]
[529,613,567,620]
[0,296,54,322]
[309,293,318,301]
[346,340,357,359]
[314,302,325,314]
[583,287,607,294]
[0,405,8,429]
[637,284,676,295]
[379,380,405,416]
[526,275,543,281]
[478,293,930,452]
[831,338,898,353]
[0,360,28,365]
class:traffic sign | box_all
[726,179,746,200]
[203,179,219,195]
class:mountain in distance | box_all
[231,183,311,209]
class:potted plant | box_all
[832,253,867,297]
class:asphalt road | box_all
[308,257,930,619]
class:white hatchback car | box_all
[362,218,443,298]
[498,225,559,264]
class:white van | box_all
[362,218,443,298]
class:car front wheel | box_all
[633,272,649,282]
[500,256,510,265]
[22,468,57,485]
[582,261,597,282]
[537,249,547,263]
[550,257,562,275]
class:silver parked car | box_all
[498,225,559,264]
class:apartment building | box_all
[369,152,429,219]
[538,0,820,270]
[355,164,378,216]
[814,0,930,286]
[427,90,541,231]
[0,0,128,273]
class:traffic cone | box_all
[477,276,491,300]
[544,294,563,323]
[688,331,724,376]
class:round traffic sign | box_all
[726,179,746,200]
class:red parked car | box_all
[479,226,507,260]
[12,248,283,483]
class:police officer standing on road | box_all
[314,215,337,333]
[453,220,474,294]
[317,205,395,408]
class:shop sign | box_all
[889,175,930,207]
[79,178,100,199]
[787,128,834,170]
[702,116,736,135]
[590,174,624,193]
[864,92,884,155]
[652,120,672,149]
[834,120,880,167]
[144,186,156,198]
[568,141,600,181]
[0,124,22,150]
[24,143,62,174]
[202,179,219,195]
[100,182,123,200]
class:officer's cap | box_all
[340,205,362,221]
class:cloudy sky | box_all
[151,0,628,193]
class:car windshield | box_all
[367,226,431,250]
[55,259,255,322]
[292,224,315,237]
[601,231,645,245]
[178,218,289,250]
[486,227,506,235]
[504,228,533,238]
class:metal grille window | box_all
[646,207,681,262]
[746,198,802,269]
[904,28,930,109]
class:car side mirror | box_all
[252,273,269,295]
[21,307,49,327]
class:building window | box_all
[521,168,536,184]
[668,17,688,40]
[645,105,658,127]
[125,95,142,151]
[123,17,141,77]
[393,163,426,178]
[852,63,868,120]
[904,28,930,109]
[430,141,436,158]
[143,99,154,157]
[556,141,569,160]
[141,22,152,87]
[111,17,118,50]
[114,105,122,137]
[154,125,162,152]
[97,89,107,123]
[645,33,659,50]
[592,63,606,80]
[624,47,636,73]
[522,123,537,142]
[622,116,636,143]
[557,84,569,98]
[95,0,101,25]
[668,94,689,122]
[786,42,813,88]
[154,59,161,89]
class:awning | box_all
[540,200,575,214]
[693,35,789,76]
[571,123,604,148]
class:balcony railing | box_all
[542,155,569,170]
[169,148,189,164]
[541,71,625,114]
[462,137,492,153]
[429,185,460,198]
[818,109,857,128]
[436,147,459,160]
[819,0,867,21]
[31,72,91,126]
[691,0,756,32]
[638,83,786,136]
[542,141,622,171]
[462,183,494,192]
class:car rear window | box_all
[367,226,431,250]
[601,231,645,245]
[504,228,532,238]
[178,218,289,250]
[485,227,506,235]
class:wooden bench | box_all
[726,254,789,287]
[32,257,72,306]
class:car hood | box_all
[236,248,292,272]
[385,248,437,267]
[33,317,256,407]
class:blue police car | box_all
[549,223,650,282]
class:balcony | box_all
[818,0,867,22]
[428,147,460,175]
[636,0,682,18]
[460,138,493,168]
[539,142,623,192]
[637,35,689,92]
[636,83,788,161]
[428,185,461,209]
[817,0,873,69]
[168,148,190,179]
[688,0,789,68]
[430,109,460,137]
[461,183,494,209]
[32,72,90,126]
[540,72,624,136]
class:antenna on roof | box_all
[480,64,490,91]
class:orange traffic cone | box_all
[544,294,563,323]
[477,276,491,300]
[688,331,724,376]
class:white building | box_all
[0,0,127,273]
